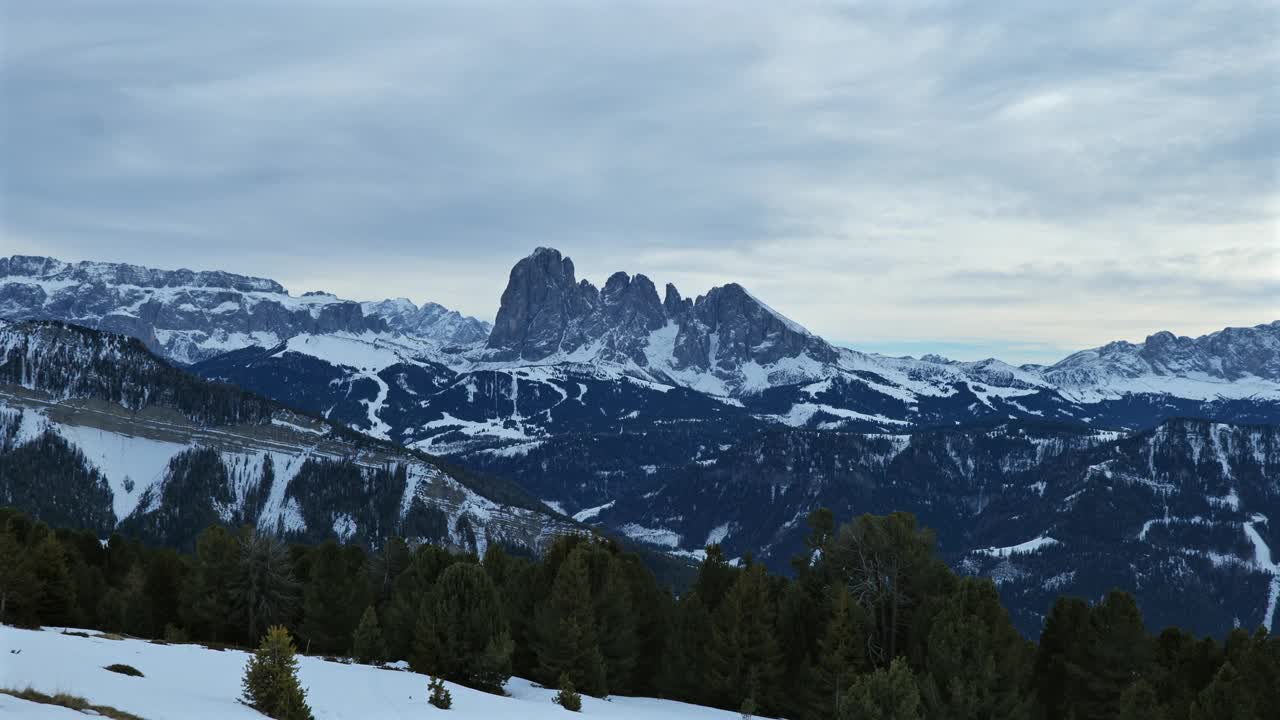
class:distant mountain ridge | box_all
[0,255,491,364]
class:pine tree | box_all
[0,528,39,626]
[535,548,608,697]
[385,544,455,661]
[841,657,922,720]
[231,530,298,644]
[1118,679,1166,720]
[301,540,365,655]
[662,592,713,704]
[1079,590,1150,719]
[180,525,238,642]
[825,513,953,668]
[594,557,637,694]
[616,554,670,698]
[31,535,76,626]
[1034,596,1093,720]
[817,587,867,716]
[705,563,782,713]
[1190,661,1255,720]
[143,547,187,635]
[413,563,513,692]
[427,676,453,709]
[920,578,1034,720]
[97,564,153,636]
[242,625,314,720]
[694,544,738,613]
[376,536,410,606]
[554,672,582,712]
[352,606,386,665]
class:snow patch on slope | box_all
[51,423,190,521]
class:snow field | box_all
[1,626,757,720]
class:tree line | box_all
[1,505,1276,719]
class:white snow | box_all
[471,441,546,459]
[51,424,191,521]
[1,626,760,720]
[618,523,681,548]
[572,501,615,522]
[1242,517,1279,632]
[973,535,1059,558]
[763,402,909,428]
[332,514,358,542]
[0,695,86,718]
[273,333,413,372]
[705,523,731,547]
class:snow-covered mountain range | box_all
[3,249,1278,635]
[0,255,490,364]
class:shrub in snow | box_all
[104,662,144,677]
[555,673,582,712]
[241,625,314,720]
[739,696,756,719]
[428,676,453,709]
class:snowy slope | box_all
[0,320,571,554]
[0,626,758,720]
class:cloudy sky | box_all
[2,1,1277,363]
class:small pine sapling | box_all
[351,606,385,665]
[241,625,314,720]
[554,673,582,712]
[428,676,453,709]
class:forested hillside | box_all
[2,506,1277,719]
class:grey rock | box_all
[483,248,836,389]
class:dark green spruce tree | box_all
[413,562,513,692]
[180,525,239,642]
[705,562,783,714]
[534,547,608,697]
[352,606,386,665]
[301,540,367,655]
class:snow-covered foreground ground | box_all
[1,626,753,720]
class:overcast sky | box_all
[2,1,1277,363]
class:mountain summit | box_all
[482,247,835,394]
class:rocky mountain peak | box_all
[483,248,838,391]
[662,283,688,317]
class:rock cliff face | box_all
[361,298,491,346]
[482,248,835,393]
[0,255,488,364]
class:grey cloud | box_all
[1,0,1275,361]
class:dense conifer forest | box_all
[1,505,1276,719]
